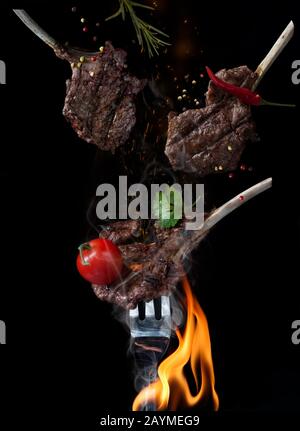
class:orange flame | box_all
[132,276,219,411]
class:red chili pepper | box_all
[205,66,296,108]
[205,66,261,105]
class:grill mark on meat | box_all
[191,116,251,161]
[89,52,127,143]
[88,53,116,136]
[89,62,125,145]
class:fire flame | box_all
[132,276,219,411]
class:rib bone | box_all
[174,177,272,262]
[13,9,98,57]
[13,9,58,49]
[253,21,294,90]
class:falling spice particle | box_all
[228,172,235,179]
[177,96,183,101]
[192,80,197,85]
[200,73,204,78]
[71,7,77,13]
[218,165,223,171]
[92,36,98,42]
[96,22,100,27]
[80,18,85,23]
[214,166,219,172]
[83,27,88,33]
[240,164,247,171]
[99,46,104,53]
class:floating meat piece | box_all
[165,66,258,177]
[56,42,146,152]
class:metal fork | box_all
[129,296,172,411]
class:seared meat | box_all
[205,65,256,105]
[100,220,142,244]
[55,42,146,152]
[165,66,259,177]
[86,68,260,308]
[91,220,186,309]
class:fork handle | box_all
[137,364,158,411]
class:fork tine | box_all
[129,296,172,339]
[138,302,146,320]
[153,297,162,320]
[145,300,155,318]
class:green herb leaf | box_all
[152,186,183,229]
[106,0,170,58]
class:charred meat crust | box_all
[56,42,146,153]
[165,66,259,177]
[91,220,186,309]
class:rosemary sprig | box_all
[106,0,170,57]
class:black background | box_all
[0,0,299,424]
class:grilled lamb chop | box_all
[91,176,272,309]
[91,220,187,309]
[55,42,146,152]
[165,66,259,177]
